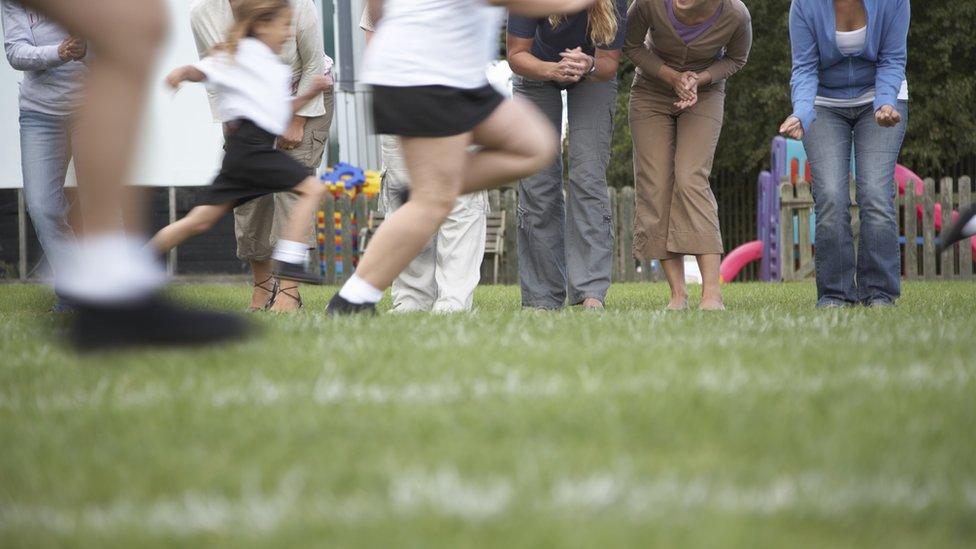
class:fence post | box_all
[322,193,336,285]
[904,184,917,279]
[922,178,937,278]
[940,178,954,278]
[779,180,794,281]
[959,177,973,279]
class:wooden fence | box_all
[317,176,974,286]
[778,176,975,281]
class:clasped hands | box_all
[58,36,86,62]
[547,47,595,85]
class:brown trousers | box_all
[629,79,725,260]
[234,96,333,261]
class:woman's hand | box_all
[311,74,334,93]
[58,36,86,61]
[279,116,306,150]
[672,71,698,110]
[779,116,804,140]
[545,61,581,84]
[559,47,592,78]
[875,104,901,127]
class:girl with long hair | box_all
[150,0,332,291]
[506,0,628,311]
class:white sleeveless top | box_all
[815,26,909,108]
[360,0,504,89]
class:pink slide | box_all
[720,240,763,283]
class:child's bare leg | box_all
[352,134,470,290]
[461,99,559,194]
[150,204,230,254]
[279,178,325,244]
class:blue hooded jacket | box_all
[789,0,910,131]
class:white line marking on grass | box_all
[1,362,973,413]
[3,472,973,537]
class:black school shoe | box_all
[70,294,250,352]
[938,204,976,254]
[272,260,324,285]
[326,293,377,316]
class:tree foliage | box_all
[606,0,976,188]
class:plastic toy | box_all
[720,137,975,283]
[317,163,381,278]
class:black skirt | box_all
[198,119,312,207]
[372,84,505,138]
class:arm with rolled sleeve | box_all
[789,0,821,132]
[622,0,667,78]
[293,0,329,118]
[2,2,66,71]
[702,11,752,84]
[873,0,909,112]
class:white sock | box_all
[272,239,308,265]
[57,232,165,304]
[962,216,976,238]
[338,274,384,304]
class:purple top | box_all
[666,0,724,45]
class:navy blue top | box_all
[507,0,628,62]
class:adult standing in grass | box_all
[506,0,627,311]
[779,0,910,308]
[191,0,334,312]
[624,0,752,311]
[2,0,87,311]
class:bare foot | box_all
[269,284,303,313]
[699,297,726,311]
[582,297,604,310]
[666,296,689,311]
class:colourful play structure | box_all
[720,136,976,283]
[317,163,380,278]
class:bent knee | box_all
[410,192,457,219]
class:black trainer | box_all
[70,294,250,352]
[326,293,377,316]
[272,260,324,285]
[938,204,976,254]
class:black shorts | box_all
[371,84,505,138]
[198,119,312,208]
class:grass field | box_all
[1,281,975,548]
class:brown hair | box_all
[548,0,618,47]
[212,0,291,56]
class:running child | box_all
[150,0,329,286]
[327,0,596,315]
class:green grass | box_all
[1,281,975,548]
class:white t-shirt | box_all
[815,26,909,108]
[360,0,504,89]
[193,38,292,135]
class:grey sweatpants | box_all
[512,75,616,309]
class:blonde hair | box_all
[548,0,618,47]
[212,0,291,56]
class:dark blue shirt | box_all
[507,0,628,63]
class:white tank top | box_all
[815,26,909,108]
[361,0,504,89]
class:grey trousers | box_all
[512,75,616,308]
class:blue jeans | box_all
[20,109,76,278]
[803,101,908,306]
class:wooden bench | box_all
[363,210,507,284]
